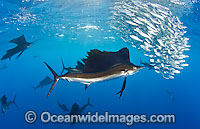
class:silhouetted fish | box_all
[57,100,69,112]
[57,98,93,126]
[1,35,40,60]
[61,58,82,74]
[33,76,53,92]
[44,48,144,98]
[166,89,174,102]
[69,97,93,115]
[0,95,17,114]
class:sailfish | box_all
[1,35,40,60]
[44,48,144,98]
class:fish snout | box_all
[133,66,144,71]
[137,66,145,70]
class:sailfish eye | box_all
[120,69,128,72]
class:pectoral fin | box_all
[84,83,90,91]
[116,77,127,98]
[16,50,24,59]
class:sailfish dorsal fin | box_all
[9,35,27,45]
[80,47,130,73]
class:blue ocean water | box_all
[0,0,200,129]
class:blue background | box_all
[0,0,200,129]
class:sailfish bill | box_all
[44,48,144,98]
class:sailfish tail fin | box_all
[44,62,60,98]
[13,95,18,108]
[61,58,67,74]
[87,97,93,107]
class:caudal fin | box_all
[44,62,60,98]
[87,97,93,107]
[13,95,18,108]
